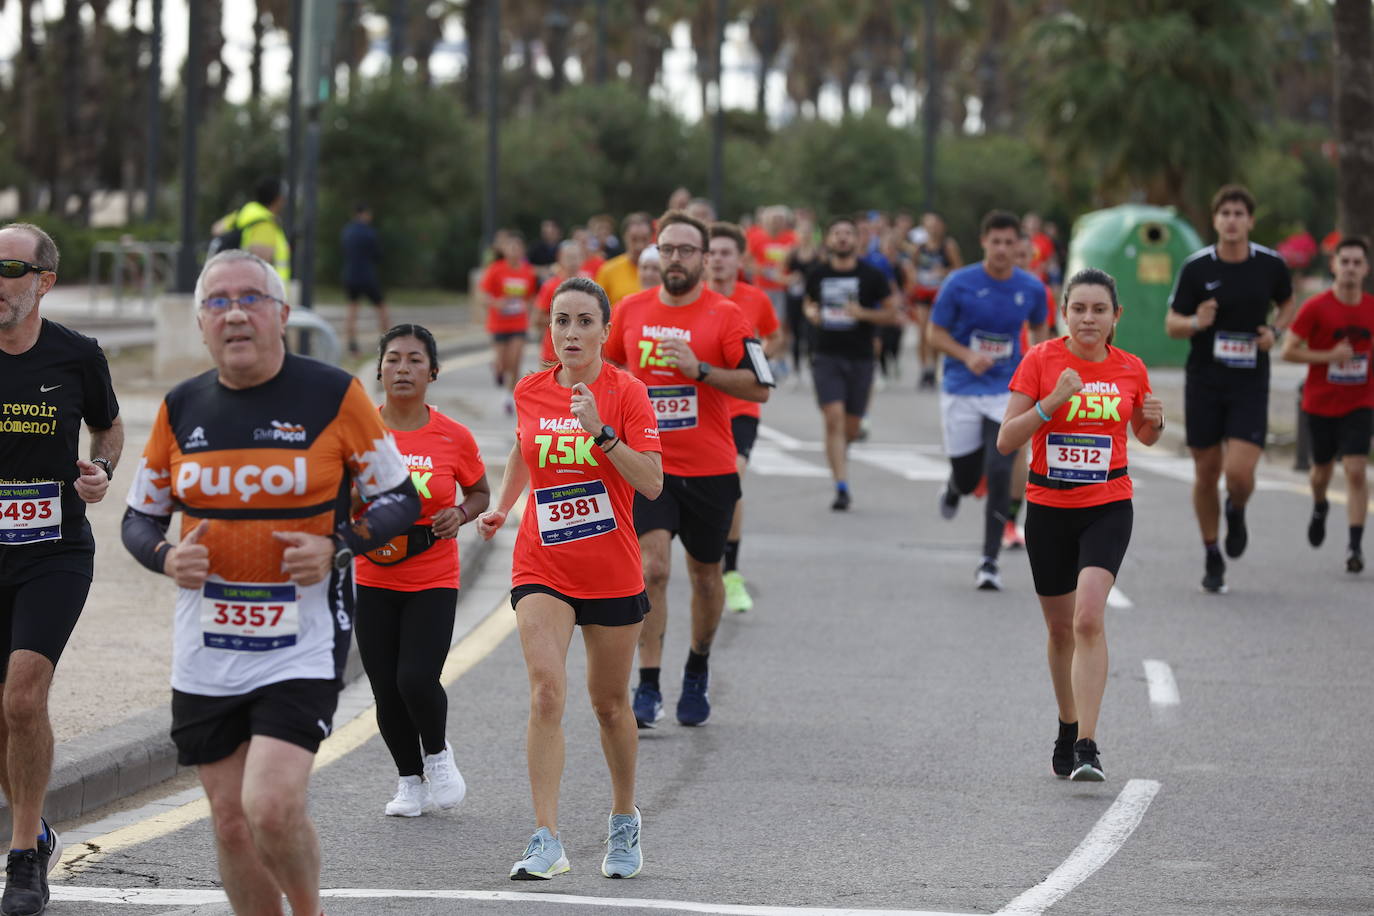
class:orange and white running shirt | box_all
[511,364,660,599]
[603,287,754,477]
[125,355,410,697]
[1010,338,1151,510]
[354,407,485,592]
[481,259,537,335]
[719,281,779,420]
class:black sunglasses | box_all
[0,259,52,279]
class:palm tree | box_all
[1333,0,1374,247]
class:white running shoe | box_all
[423,741,467,809]
[385,775,428,817]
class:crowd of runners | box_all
[0,176,1368,912]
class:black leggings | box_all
[949,417,1015,561]
[355,585,458,777]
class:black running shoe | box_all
[1224,499,1248,558]
[919,369,936,391]
[36,819,60,877]
[2,849,47,916]
[1052,721,1078,778]
[1068,738,1105,782]
[831,489,851,511]
[1201,550,1226,594]
[1348,549,1365,575]
[1308,502,1329,548]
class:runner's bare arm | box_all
[1029,322,1051,345]
[477,443,531,540]
[997,369,1082,455]
[604,442,662,500]
[87,415,124,470]
[1131,394,1166,446]
[927,322,993,375]
[656,339,769,402]
[1280,331,1353,365]
[1272,295,1296,332]
[761,326,785,358]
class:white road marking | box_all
[850,446,952,481]
[995,779,1162,916]
[46,885,976,915]
[756,423,806,450]
[1106,586,1133,609]
[1142,659,1181,707]
[748,443,831,477]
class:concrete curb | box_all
[1,326,498,834]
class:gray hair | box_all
[0,222,59,272]
[192,250,287,313]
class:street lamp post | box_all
[174,0,203,293]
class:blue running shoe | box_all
[601,807,643,879]
[633,684,663,729]
[676,670,711,726]
[510,827,570,880]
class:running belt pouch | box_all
[362,524,438,566]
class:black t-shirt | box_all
[805,260,892,359]
[1169,244,1293,382]
[0,319,119,551]
[527,240,559,267]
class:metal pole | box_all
[390,0,406,74]
[481,0,500,249]
[710,0,726,215]
[921,0,938,212]
[143,0,162,222]
[285,0,304,268]
[174,0,203,293]
[594,0,607,84]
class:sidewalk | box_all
[8,290,494,834]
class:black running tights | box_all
[949,417,1015,561]
[355,585,458,777]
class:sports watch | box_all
[696,361,712,381]
[91,457,113,481]
[331,535,355,571]
[594,425,617,447]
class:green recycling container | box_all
[1066,205,1204,367]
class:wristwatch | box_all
[696,361,712,382]
[91,457,113,481]
[593,425,617,447]
[331,535,355,571]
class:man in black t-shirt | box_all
[803,216,898,510]
[0,222,122,914]
[1165,186,1294,594]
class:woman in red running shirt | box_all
[997,268,1164,784]
[478,277,662,881]
[354,325,490,817]
[481,232,537,414]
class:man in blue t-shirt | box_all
[341,204,390,356]
[929,210,1049,590]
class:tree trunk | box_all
[250,8,265,107]
[16,0,42,211]
[463,0,484,113]
[53,0,85,218]
[751,1,779,115]
[1334,0,1374,251]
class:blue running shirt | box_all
[931,264,1048,395]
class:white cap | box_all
[639,245,661,265]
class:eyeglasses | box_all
[200,293,281,313]
[657,244,702,261]
[0,259,52,279]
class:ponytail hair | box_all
[1062,268,1121,346]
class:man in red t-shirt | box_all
[706,222,781,615]
[604,210,771,728]
[1281,236,1374,574]
[480,232,537,414]
[746,206,796,322]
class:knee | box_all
[2,688,46,732]
[687,564,721,594]
[211,805,256,853]
[243,790,302,841]
[1046,619,1075,649]
[1073,609,1104,642]
[527,676,566,724]
[395,670,436,706]
[642,558,670,592]
[1346,465,1367,489]
[589,692,630,729]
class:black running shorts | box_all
[344,281,385,306]
[0,538,94,679]
[1307,407,1373,466]
[731,415,760,460]
[171,678,341,766]
[633,472,741,564]
[510,583,649,628]
[1024,499,1134,597]
[1184,372,1267,449]
[812,353,876,418]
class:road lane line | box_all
[756,423,806,450]
[1106,586,1133,609]
[995,779,1162,915]
[48,885,976,915]
[1142,659,1181,707]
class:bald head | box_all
[0,223,59,273]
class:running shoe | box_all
[384,775,429,817]
[1201,550,1226,594]
[1068,738,1105,782]
[510,827,570,880]
[937,480,960,520]
[855,418,871,442]
[1223,499,1248,558]
[632,683,664,728]
[1308,502,1329,547]
[975,559,1002,591]
[831,488,851,511]
[1,849,46,916]
[36,819,60,877]
[1348,548,1365,575]
[676,670,711,726]
[723,570,753,613]
[1002,519,1025,550]
[423,741,467,809]
[919,368,936,391]
[1052,721,1078,779]
[601,807,643,879]
[973,475,987,499]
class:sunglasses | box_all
[0,259,52,279]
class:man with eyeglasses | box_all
[1282,236,1374,574]
[604,210,771,727]
[120,250,419,915]
[0,222,122,916]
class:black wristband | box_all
[603,437,620,454]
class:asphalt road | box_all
[44,350,1374,916]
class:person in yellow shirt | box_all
[594,213,653,306]
[211,178,291,283]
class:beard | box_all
[0,282,38,331]
[663,263,701,296]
